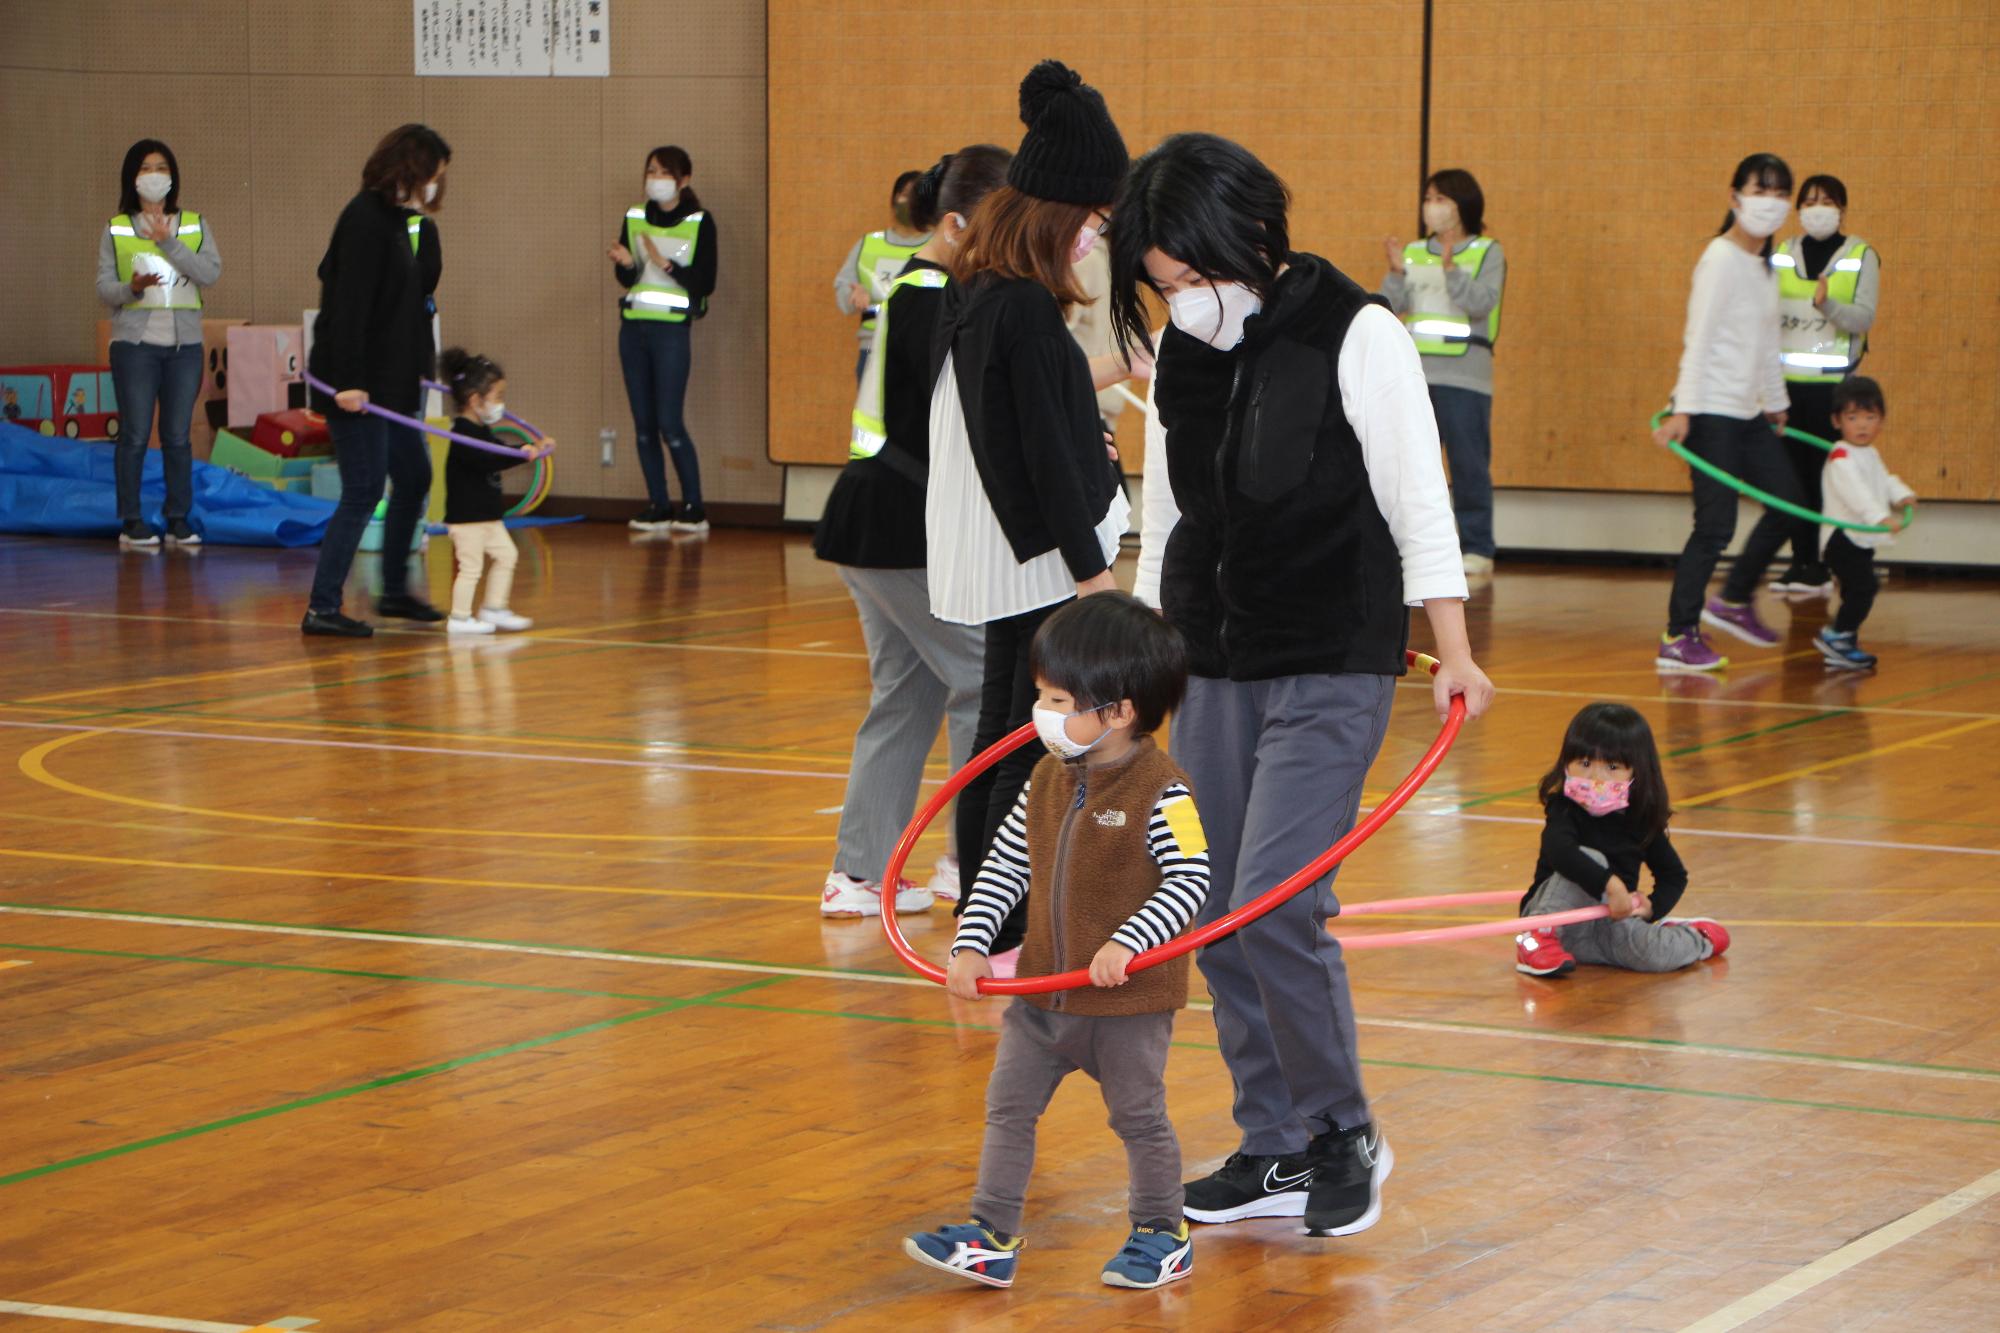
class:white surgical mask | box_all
[1071,223,1101,265]
[1167,282,1262,351]
[1799,204,1842,241]
[478,400,507,426]
[135,172,172,204]
[1733,194,1790,238]
[422,180,440,205]
[1421,201,1458,234]
[1032,704,1109,760]
[646,178,681,207]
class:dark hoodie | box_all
[1153,253,1410,682]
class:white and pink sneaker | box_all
[820,871,931,918]
[928,855,961,903]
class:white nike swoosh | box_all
[1264,1167,1312,1191]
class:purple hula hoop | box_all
[303,372,533,459]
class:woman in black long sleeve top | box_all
[607,145,719,533]
[302,123,452,638]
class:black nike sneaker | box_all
[1182,1151,1313,1224]
[1302,1122,1394,1237]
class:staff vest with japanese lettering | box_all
[621,207,705,323]
[1399,236,1500,357]
[1772,237,1871,383]
[854,231,926,332]
[850,266,950,459]
[108,212,206,310]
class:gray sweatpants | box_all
[831,566,983,882]
[1173,672,1395,1156]
[1522,848,1712,972]
[972,1000,1181,1236]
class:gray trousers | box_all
[1523,849,1711,972]
[832,566,983,882]
[1173,672,1395,1156]
[972,1000,1181,1235]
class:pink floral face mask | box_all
[1564,775,1631,815]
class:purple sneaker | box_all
[1700,597,1778,648]
[1656,630,1728,672]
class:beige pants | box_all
[447,521,518,618]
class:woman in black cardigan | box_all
[302,123,452,638]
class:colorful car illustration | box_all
[0,365,121,440]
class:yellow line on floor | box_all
[1676,717,2000,808]
[1491,648,1825,682]
[530,592,854,638]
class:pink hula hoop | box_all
[881,649,1466,994]
[303,372,536,459]
[1333,900,1610,950]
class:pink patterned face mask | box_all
[1564,775,1631,815]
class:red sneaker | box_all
[1664,917,1730,959]
[1514,926,1575,977]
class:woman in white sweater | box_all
[1651,153,1799,672]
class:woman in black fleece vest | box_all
[1107,134,1494,1242]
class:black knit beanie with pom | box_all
[1005,60,1128,207]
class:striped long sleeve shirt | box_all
[953,780,1212,957]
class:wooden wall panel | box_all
[0,0,776,507]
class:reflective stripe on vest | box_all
[850,266,950,459]
[1400,236,1498,357]
[1773,237,1869,383]
[855,230,927,332]
[622,206,703,322]
[109,211,205,311]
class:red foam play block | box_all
[250,408,332,458]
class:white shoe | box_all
[446,615,496,635]
[478,607,533,631]
[1461,553,1494,576]
[820,871,931,918]
[927,855,961,903]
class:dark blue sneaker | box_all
[1101,1219,1193,1289]
[1816,628,1878,671]
[903,1219,1020,1288]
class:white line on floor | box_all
[1678,1163,2000,1331]
[0,1300,313,1332]
[5,906,1995,1085]
[1435,810,2000,858]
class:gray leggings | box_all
[1522,849,1711,972]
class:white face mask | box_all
[646,178,681,207]
[1031,704,1109,760]
[1071,223,1101,265]
[1421,200,1458,234]
[1799,204,1842,241]
[135,172,172,204]
[478,400,507,426]
[1733,194,1790,238]
[1167,282,1263,351]
[421,180,439,205]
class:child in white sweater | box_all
[1817,377,1916,670]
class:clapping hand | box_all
[1384,236,1405,274]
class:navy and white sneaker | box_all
[903,1219,1020,1288]
[1816,628,1878,671]
[1182,1151,1313,1223]
[1101,1219,1193,1289]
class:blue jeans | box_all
[1428,384,1494,558]
[617,318,703,510]
[109,340,203,524]
[306,413,430,614]
[856,345,870,385]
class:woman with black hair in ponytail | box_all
[812,144,1012,920]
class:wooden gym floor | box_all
[0,526,1996,1332]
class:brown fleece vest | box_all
[1015,736,1195,1017]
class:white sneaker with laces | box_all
[928,854,961,903]
[446,615,496,635]
[820,871,931,918]
[478,607,533,631]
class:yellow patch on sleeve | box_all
[1161,794,1208,858]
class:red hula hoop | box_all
[880,649,1465,995]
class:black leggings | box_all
[1824,532,1878,634]
[1781,380,1837,567]
[1665,414,1803,634]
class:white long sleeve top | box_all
[1820,442,1915,552]
[1670,237,1788,419]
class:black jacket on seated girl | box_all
[1154,253,1410,682]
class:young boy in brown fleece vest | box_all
[903,593,1213,1291]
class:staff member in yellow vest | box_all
[610,146,719,534]
[1766,174,1880,596]
[1379,170,1506,577]
[833,171,929,385]
[95,139,222,548]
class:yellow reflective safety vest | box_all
[851,266,950,459]
[108,211,206,310]
[1400,236,1500,357]
[1772,236,1870,383]
[622,206,704,323]
[855,230,926,332]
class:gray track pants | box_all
[1522,849,1712,972]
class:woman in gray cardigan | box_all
[95,139,222,547]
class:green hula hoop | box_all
[492,422,550,518]
[1648,412,1913,534]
